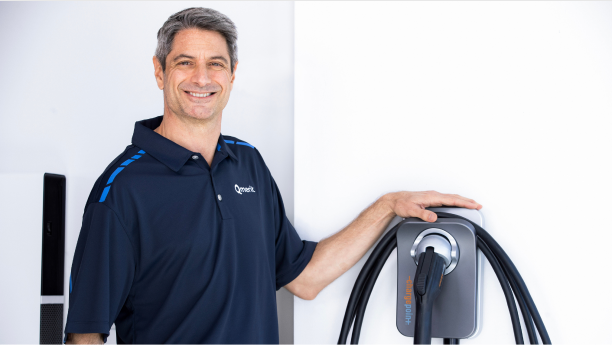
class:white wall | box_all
[294,2,612,343]
[0,2,295,343]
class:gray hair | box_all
[155,7,238,74]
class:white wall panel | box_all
[0,174,44,343]
[295,2,612,343]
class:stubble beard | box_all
[165,89,219,124]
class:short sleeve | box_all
[271,178,317,290]
[64,203,135,342]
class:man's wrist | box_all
[378,193,397,218]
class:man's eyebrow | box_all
[172,54,229,64]
[209,55,229,64]
[173,54,195,62]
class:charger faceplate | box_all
[396,208,483,339]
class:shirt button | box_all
[217,194,222,201]
[192,155,199,160]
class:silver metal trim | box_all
[40,295,64,304]
[414,234,452,266]
[410,228,459,275]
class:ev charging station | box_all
[337,208,551,344]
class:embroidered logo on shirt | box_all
[235,184,256,195]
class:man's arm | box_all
[65,333,103,344]
[284,191,482,300]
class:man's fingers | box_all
[450,194,481,208]
[432,193,481,209]
[444,195,480,209]
[408,204,438,223]
[390,191,482,221]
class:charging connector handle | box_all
[414,247,447,344]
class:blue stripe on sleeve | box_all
[217,144,221,151]
[138,150,145,154]
[121,159,134,166]
[224,140,235,144]
[107,167,125,184]
[237,142,255,149]
[131,155,142,159]
[99,185,111,202]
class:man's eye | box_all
[179,61,191,65]
[210,62,225,70]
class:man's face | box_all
[154,28,236,122]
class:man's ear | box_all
[153,56,164,90]
[230,61,238,90]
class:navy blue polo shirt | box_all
[65,116,317,343]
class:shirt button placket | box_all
[211,174,231,219]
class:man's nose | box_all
[191,63,212,86]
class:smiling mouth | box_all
[185,91,216,98]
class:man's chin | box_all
[181,110,218,122]
[167,103,220,123]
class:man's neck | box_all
[154,112,222,167]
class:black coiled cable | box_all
[338,222,401,344]
[338,212,551,344]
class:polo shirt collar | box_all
[217,133,238,161]
[132,116,237,172]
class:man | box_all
[65,7,481,344]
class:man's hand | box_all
[65,333,103,344]
[284,191,481,300]
[383,190,482,222]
